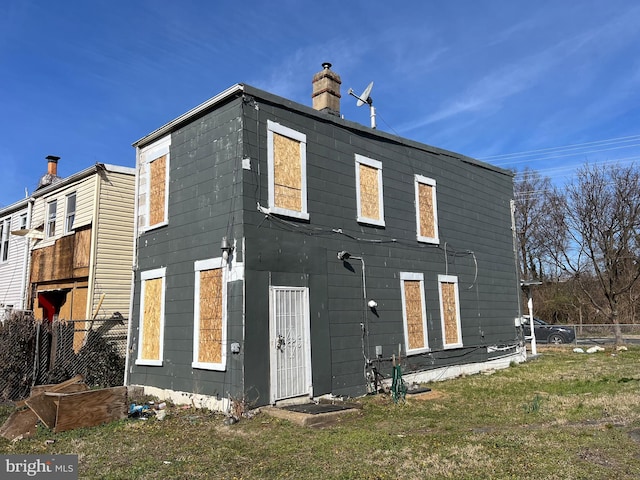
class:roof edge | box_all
[132,84,245,149]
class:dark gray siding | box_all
[129,98,246,399]
[241,91,520,400]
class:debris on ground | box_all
[0,375,127,441]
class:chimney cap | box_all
[322,62,332,69]
[46,155,60,162]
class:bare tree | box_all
[553,163,640,343]
[514,168,552,280]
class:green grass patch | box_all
[2,345,640,479]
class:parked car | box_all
[520,316,576,344]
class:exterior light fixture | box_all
[367,300,378,309]
[221,236,234,262]
[337,250,351,260]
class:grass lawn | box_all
[2,345,640,479]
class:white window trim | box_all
[0,217,10,263]
[64,192,76,234]
[19,213,27,230]
[415,174,439,244]
[138,135,171,233]
[192,257,227,371]
[46,200,57,238]
[136,267,166,366]
[355,154,385,226]
[438,274,463,349]
[266,120,309,220]
[400,272,430,355]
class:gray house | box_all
[126,65,524,411]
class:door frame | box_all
[269,286,313,404]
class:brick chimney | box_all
[312,62,341,116]
[46,155,60,176]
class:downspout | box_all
[86,168,102,320]
[19,198,34,310]
[124,147,141,386]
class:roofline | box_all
[132,84,245,149]
[0,163,135,215]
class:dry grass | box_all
[2,345,640,479]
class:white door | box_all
[269,286,312,403]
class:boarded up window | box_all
[197,268,223,364]
[136,267,165,366]
[404,280,425,350]
[400,272,428,354]
[356,155,384,226]
[149,155,166,226]
[415,175,439,243]
[193,259,226,370]
[439,275,462,348]
[138,135,170,232]
[359,164,380,220]
[273,133,302,212]
[267,120,308,220]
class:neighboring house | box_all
[0,198,31,321]
[26,158,136,328]
[126,65,524,411]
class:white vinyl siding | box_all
[0,207,29,310]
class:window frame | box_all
[266,120,309,220]
[192,257,227,371]
[0,217,10,263]
[399,272,430,355]
[19,213,27,230]
[438,274,463,349]
[138,135,171,233]
[65,192,76,234]
[355,154,385,227]
[135,267,166,366]
[414,174,439,244]
[46,200,57,238]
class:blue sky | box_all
[1,0,639,207]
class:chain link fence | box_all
[0,311,127,403]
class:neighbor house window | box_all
[136,267,166,366]
[65,192,76,234]
[19,213,27,230]
[415,175,439,244]
[46,200,57,238]
[192,258,227,371]
[438,275,462,349]
[355,154,385,226]
[138,135,171,232]
[0,218,10,262]
[400,272,429,354]
[267,120,308,220]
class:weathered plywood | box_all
[149,155,166,226]
[441,282,459,345]
[71,287,88,352]
[73,226,92,273]
[403,280,425,350]
[141,278,162,360]
[0,408,39,440]
[53,386,127,433]
[25,393,58,429]
[273,133,302,211]
[359,163,380,220]
[418,183,435,238]
[198,268,223,364]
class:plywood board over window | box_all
[438,275,462,348]
[136,268,166,366]
[355,155,385,226]
[400,272,429,354]
[267,120,308,220]
[415,175,439,244]
[193,258,226,370]
[138,135,170,232]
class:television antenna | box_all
[348,81,376,129]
